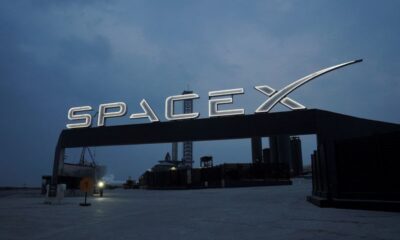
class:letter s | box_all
[66,106,92,129]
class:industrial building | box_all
[141,135,304,189]
[139,162,291,189]
[260,136,304,177]
[150,152,181,172]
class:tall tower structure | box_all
[251,137,263,164]
[182,90,194,168]
[270,135,291,165]
[290,136,303,176]
[171,142,178,161]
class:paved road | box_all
[1,179,399,240]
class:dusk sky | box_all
[1,0,399,186]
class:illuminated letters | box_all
[98,102,127,127]
[165,93,200,121]
[130,99,159,122]
[254,85,305,112]
[66,106,92,129]
[255,59,362,113]
[66,59,362,129]
[208,88,244,117]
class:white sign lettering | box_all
[66,59,362,128]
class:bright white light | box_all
[98,181,105,188]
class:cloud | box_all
[1,0,399,186]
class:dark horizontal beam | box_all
[58,109,400,148]
[59,109,319,148]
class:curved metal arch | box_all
[255,59,363,113]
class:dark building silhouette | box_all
[172,142,178,161]
[310,150,321,195]
[151,152,182,172]
[270,135,291,165]
[265,135,302,176]
[251,137,263,163]
[200,156,213,168]
[262,148,271,164]
[290,136,303,176]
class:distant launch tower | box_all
[182,90,194,168]
[170,90,194,168]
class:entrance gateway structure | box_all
[50,59,400,210]
[51,109,400,211]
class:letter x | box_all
[255,59,362,113]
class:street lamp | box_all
[97,181,105,197]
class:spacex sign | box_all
[66,59,362,129]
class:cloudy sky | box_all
[1,0,399,186]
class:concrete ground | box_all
[1,179,399,240]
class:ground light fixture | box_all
[97,181,105,188]
[97,181,105,197]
